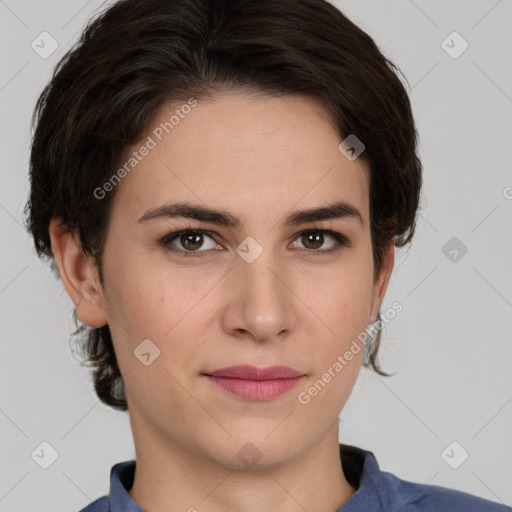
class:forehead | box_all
[110,92,370,227]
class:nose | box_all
[221,246,296,343]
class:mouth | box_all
[202,365,305,401]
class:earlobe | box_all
[49,217,108,328]
[369,237,395,323]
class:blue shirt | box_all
[79,444,511,511]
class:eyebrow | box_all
[137,200,364,228]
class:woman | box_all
[24,0,510,510]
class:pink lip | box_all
[207,365,303,379]
[203,365,305,400]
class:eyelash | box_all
[159,227,353,258]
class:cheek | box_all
[305,263,374,337]
[103,262,203,411]
[299,261,373,401]
[103,256,215,377]
[300,273,370,411]
[108,274,169,338]
[104,251,194,336]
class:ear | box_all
[369,237,395,324]
[49,217,108,328]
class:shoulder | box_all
[77,496,109,512]
[382,471,511,511]
[339,444,510,512]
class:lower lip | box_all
[204,376,304,400]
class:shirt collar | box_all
[337,443,392,510]
[109,459,143,512]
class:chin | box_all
[203,432,301,471]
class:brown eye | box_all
[300,231,325,250]
[162,229,218,256]
[179,232,204,251]
[160,228,351,259]
[292,229,351,254]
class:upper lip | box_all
[205,365,304,380]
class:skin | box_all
[50,91,394,512]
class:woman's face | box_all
[82,92,393,468]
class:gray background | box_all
[0,0,511,510]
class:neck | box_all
[127,417,357,512]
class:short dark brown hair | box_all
[24,0,422,411]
